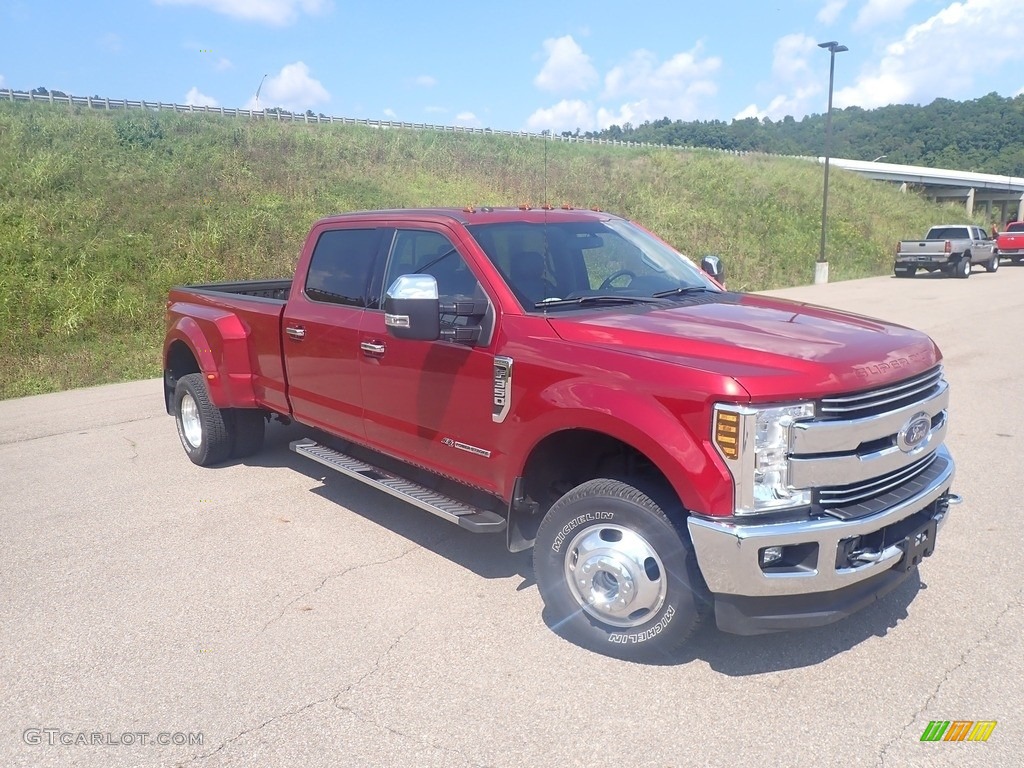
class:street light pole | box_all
[816,41,848,285]
[254,73,268,111]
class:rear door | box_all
[282,224,392,440]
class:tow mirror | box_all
[384,274,440,341]
[700,254,726,286]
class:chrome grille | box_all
[819,452,938,508]
[820,365,943,420]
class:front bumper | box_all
[687,445,955,634]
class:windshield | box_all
[465,218,718,311]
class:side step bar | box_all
[290,438,506,533]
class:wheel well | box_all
[164,340,201,414]
[511,429,682,548]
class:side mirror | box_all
[384,274,440,341]
[700,254,726,286]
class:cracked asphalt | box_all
[2,266,1022,767]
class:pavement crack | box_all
[185,619,423,764]
[876,586,1023,767]
[122,435,139,461]
[329,622,490,767]
[261,544,420,632]
[186,693,334,764]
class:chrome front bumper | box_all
[687,445,955,598]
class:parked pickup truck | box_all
[995,221,1024,264]
[895,224,999,278]
[164,207,959,659]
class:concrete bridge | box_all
[824,157,1024,224]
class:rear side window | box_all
[305,228,385,307]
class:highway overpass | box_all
[824,157,1024,224]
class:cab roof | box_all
[316,206,623,227]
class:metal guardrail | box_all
[0,88,790,158]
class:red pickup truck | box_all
[164,207,958,659]
[996,221,1024,263]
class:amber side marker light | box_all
[714,410,740,460]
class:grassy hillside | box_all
[0,102,974,399]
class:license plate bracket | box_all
[895,518,938,572]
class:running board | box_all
[290,438,506,533]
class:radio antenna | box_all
[543,133,548,206]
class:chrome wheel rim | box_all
[179,393,203,448]
[563,523,667,628]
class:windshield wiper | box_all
[534,294,669,309]
[651,285,720,298]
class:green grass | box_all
[0,102,976,399]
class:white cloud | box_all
[817,0,847,24]
[771,33,818,82]
[534,35,598,93]
[383,108,397,118]
[736,34,824,120]
[215,57,233,71]
[413,75,436,88]
[854,0,918,31]
[243,61,329,111]
[1017,84,1024,96]
[837,0,1024,109]
[454,111,481,127]
[424,105,446,114]
[603,46,719,101]
[526,42,720,132]
[526,99,594,132]
[154,0,331,26]
[185,87,218,107]
[0,74,5,88]
[735,86,820,121]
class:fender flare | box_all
[164,308,255,410]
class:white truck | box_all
[895,225,999,279]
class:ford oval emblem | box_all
[898,412,931,453]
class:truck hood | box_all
[546,293,940,401]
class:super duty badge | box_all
[493,356,513,423]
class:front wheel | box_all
[533,478,707,660]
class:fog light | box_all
[760,546,784,566]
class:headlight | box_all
[714,402,814,515]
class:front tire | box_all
[174,373,232,466]
[533,478,707,660]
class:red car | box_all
[996,221,1024,264]
[163,207,958,659]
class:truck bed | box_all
[180,279,292,302]
[165,279,292,415]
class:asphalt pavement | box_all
[2,263,1021,767]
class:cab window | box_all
[305,228,385,307]
[382,230,482,301]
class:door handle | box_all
[285,325,306,340]
[360,341,386,356]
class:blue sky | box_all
[2,0,1022,133]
